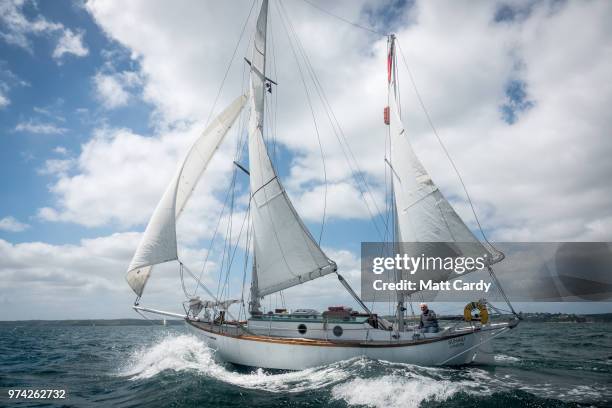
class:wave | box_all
[117,333,610,407]
[331,374,468,408]
[117,333,476,407]
[118,334,351,392]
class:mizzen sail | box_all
[248,0,336,299]
[126,94,248,297]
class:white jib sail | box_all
[126,94,248,296]
[388,87,500,289]
[248,0,336,298]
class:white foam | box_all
[494,354,520,363]
[565,385,603,399]
[331,374,468,408]
[119,334,352,392]
[120,334,212,380]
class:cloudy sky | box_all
[0,0,611,320]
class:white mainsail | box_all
[387,39,501,290]
[248,0,336,299]
[126,94,248,296]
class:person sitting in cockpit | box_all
[419,303,439,333]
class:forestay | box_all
[126,94,248,296]
[248,0,336,298]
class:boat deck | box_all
[249,314,370,324]
[186,319,485,348]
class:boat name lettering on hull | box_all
[448,336,465,348]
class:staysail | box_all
[387,37,501,290]
[126,94,248,296]
[248,0,336,300]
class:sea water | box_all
[0,322,610,407]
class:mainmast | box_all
[386,34,406,332]
[246,0,337,314]
[247,0,269,314]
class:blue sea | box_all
[1,321,610,407]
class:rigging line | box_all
[273,31,280,165]
[239,206,252,319]
[193,169,235,297]
[180,263,191,298]
[222,111,251,298]
[221,100,251,298]
[215,171,237,300]
[219,200,251,302]
[261,4,329,273]
[221,202,243,299]
[488,266,518,316]
[220,87,252,302]
[180,262,214,302]
[203,0,256,128]
[236,80,251,164]
[182,263,219,302]
[218,169,238,300]
[191,5,253,298]
[278,1,387,239]
[282,2,389,235]
[395,39,501,257]
[299,0,387,37]
[134,308,165,326]
[213,91,250,301]
[268,13,279,164]
[276,2,328,245]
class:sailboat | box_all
[126,0,520,370]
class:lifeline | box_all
[373,279,492,293]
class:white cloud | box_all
[32,99,67,121]
[37,124,239,230]
[53,146,68,155]
[93,72,128,108]
[0,229,232,319]
[93,71,141,109]
[292,181,384,223]
[14,120,68,134]
[0,63,28,109]
[52,28,89,61]
[38,158,74,176]
[0,0,89,63]
[0,92,8,108]
[0,216,29,232]
[0,0,63,50]
[0,233,141,319]
[86,0,257,122]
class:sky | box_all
[0,0,611,320]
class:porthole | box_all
[333,325,343,337]
[297,324,307,334]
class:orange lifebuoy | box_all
[464,301,489,324]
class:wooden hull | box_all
[187,320,505,370]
